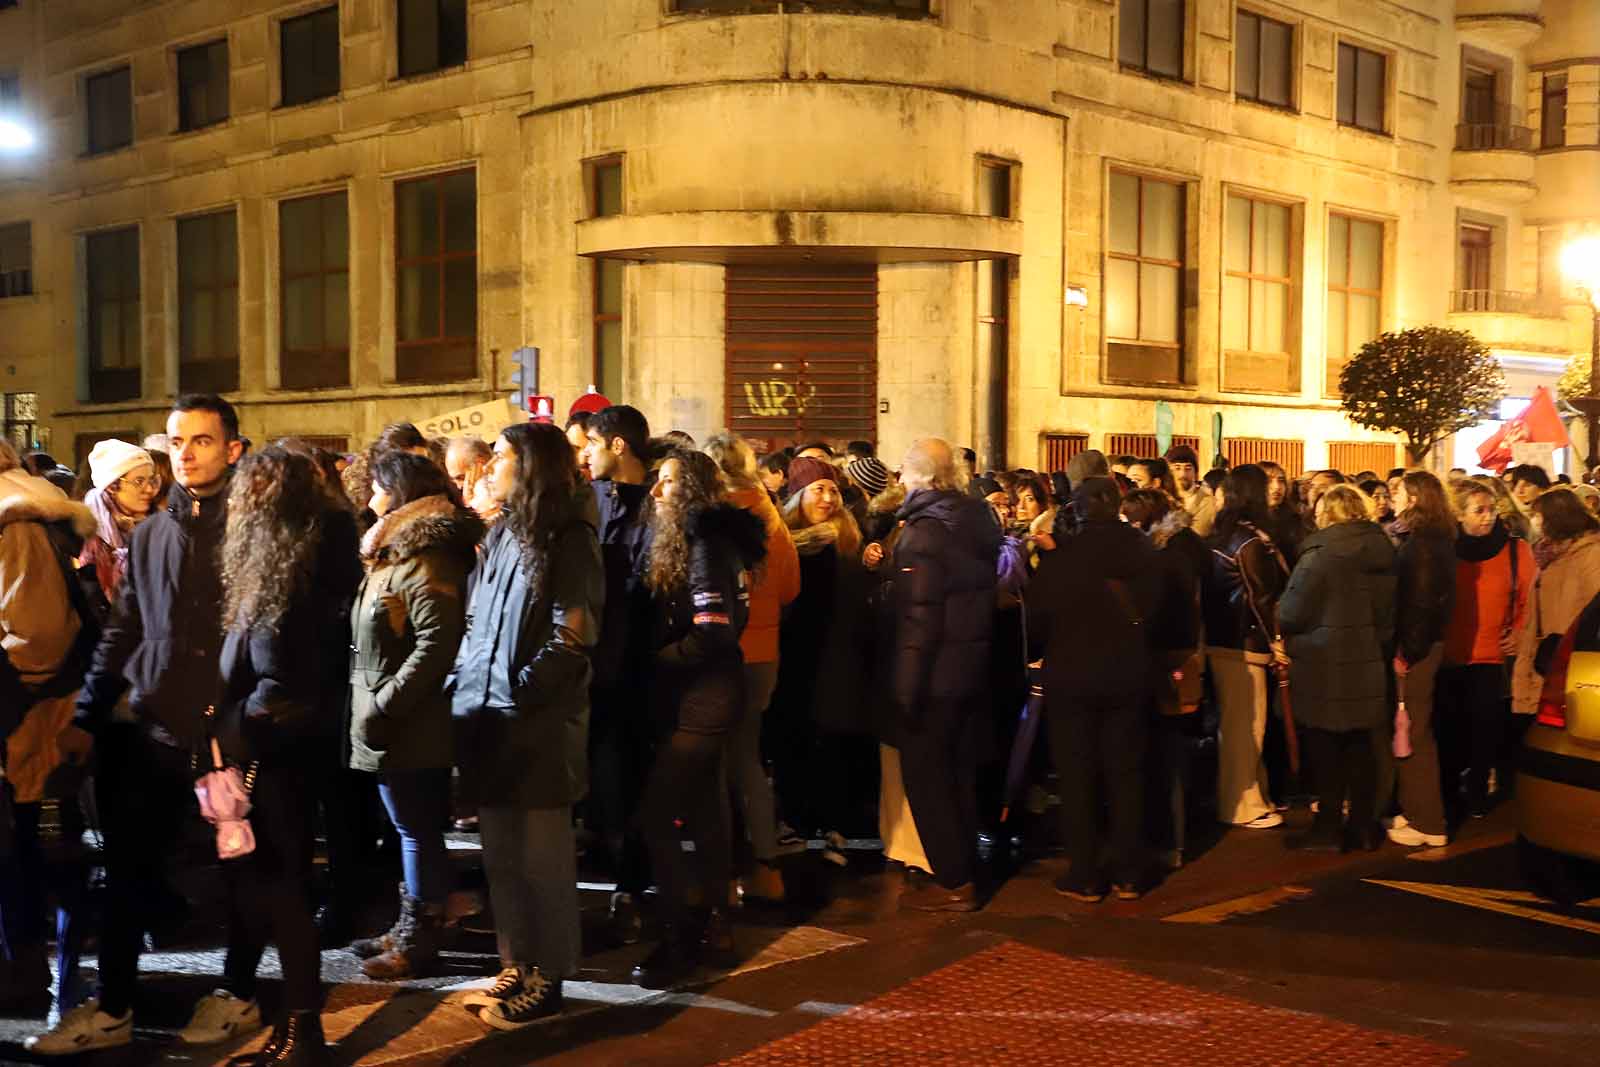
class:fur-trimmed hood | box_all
[689,501,768,569]
[0,469,95,538]
[361,493,485,568]
[1148,506,1192,550]
[868,482,907,516]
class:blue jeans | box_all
[377,769,453,905]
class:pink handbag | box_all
[1392,701,1413,760]
[194,713,257,860]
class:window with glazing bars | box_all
[178,210,240,394]
[673,0,931,15]
[399,0,467,78]
[1119,0,1184,80]
[1336,43,1386,133]
[1223,194,1292,356]
[1326,213,1382,395]
[396,169,476,383]
[1542,73,1567,149]
[86,227,141,404]
[86,67,132,154]
[281,7,340,106]
[281,192,350,390]
[178,39,229,131]
[0,222,30,298]
[1106,171,1184,384]
[1235,10,1292,109]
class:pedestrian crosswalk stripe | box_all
[1367,879,1600,936]
[1161,884,1313,923]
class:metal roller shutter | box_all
[724,265,877,450]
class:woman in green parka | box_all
[1278,483,1397,855]
[346,450,484,980]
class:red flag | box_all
[1477,386,1570,473]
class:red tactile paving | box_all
[717,942,1465,1066]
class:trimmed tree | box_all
[1558,350,1591,406]
[1338,326,1505,465]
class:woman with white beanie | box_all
[77,439,160,604]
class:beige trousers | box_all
[1208,648,1274,825]
[878,744,931,874]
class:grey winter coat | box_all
[347,495,484,774]
[1278,519,1397,733]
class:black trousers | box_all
[1437,664,1514,815]
[95,728,201,1018]
[1049,693,1149,887]
[640,730,730,932]
[899,699,979,890]
[222,763,321,1013]
[1302,727,1376,834]
[588,686,655,895]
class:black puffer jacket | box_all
[76,481,230,749]
[452,494,604,809]
[1203,520,1290,654]
[216,505,362,764]
[1278,519,1397,732]
[888,488,1000,713]
[652,502,767,735]
[1393,525,1456,665]
[590,478,653,692]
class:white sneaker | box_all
[1238,812,1284,829]
[462,966,525,1011]
[178,989,263,1045]
[24,999,133,1056]
[1388,824,1448,848]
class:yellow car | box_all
[1517,599,1600,903]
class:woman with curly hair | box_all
[451,423,602,1029]
[214,445,363,1066]
[633,449,767,989]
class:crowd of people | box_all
[0,393,1590,1063]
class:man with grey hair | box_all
[887,438,999,912]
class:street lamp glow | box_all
[1562,236,1600,308]
[0,117,34,151]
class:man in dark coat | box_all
[888,438,1000,912]
[579,405,656,942]
[1029,478,1193,901]
[35,395,248,1056]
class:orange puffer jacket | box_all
[729,487,801,664]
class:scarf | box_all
[789,520,839,558]
[1455,519,1509,563]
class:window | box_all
[1336,42,1386,134]
[1457,224,1492,295]
[1042,433,1088,472]
[85,227,141,404]
[1326,214,1382,394]
[281,7,340,107]
[590,160,623,396]
[1225,437,1303,475]
[1328,441,1397,475]
[979,159,1014,219]
[1120,0,1184,80]
[178,210,240,394]
[1462,66,1496,126]
[1104,432,1200,459]
[1223,193,1296,392]
[0,222,29,298]
[281,192,350,390]
[1236,10,1292,109]
[399,0,467,78]
[977,160,1014,457]
[177,39,229,131]
[85,67,132,155]
[1542,73,1567,149]
[1105,171,1185,384]
[396,169,476,383]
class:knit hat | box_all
[846,456,889,498]
[971,475,1004,498]
[786,456,839,499]
[88,439,152,490]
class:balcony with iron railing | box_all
[1450,289,1559,315]
[1451,107,1537,203]
[671,0,934,15]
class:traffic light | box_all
[509,346,539,411]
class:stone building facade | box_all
[0,0,1595,474]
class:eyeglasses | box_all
[121,476,159,492]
